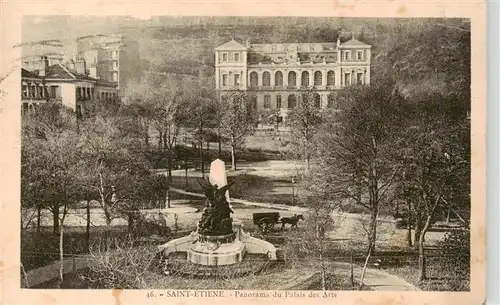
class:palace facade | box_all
[214,37,371,121]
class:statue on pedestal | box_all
[197,178,235,236]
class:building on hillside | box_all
[21,56,118,117]
[214,37,371,122]
[76,34,141,89]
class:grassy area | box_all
[171,173,300,206]
[382,258,470,291]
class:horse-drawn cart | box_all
[252,212,280,234]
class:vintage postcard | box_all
[0,1,487,305]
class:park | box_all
[20,17,470,292]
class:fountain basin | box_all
[158,220,277,267]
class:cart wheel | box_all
[258,218,275,234]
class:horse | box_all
[280,214,305,230]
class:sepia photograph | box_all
[14,15,475,293]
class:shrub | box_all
[436,228,470,278]
[83,239,160,289]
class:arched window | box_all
[287,94,297,109]
[275,71,283,86]
[288,71,296,87]
[327,71,335,86]
[327,93,336,108]
[262,71,271,87]
[314,71,322,86]
[301,71,309,87]
[314,93,321,108]
[250,72,258,87]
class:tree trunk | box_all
[52,205,60,235]
[407,224,413,248]
[158,131,163,150]
[59,224,64,286]
[320,252,326,291]
[359,243,372,289]
[418,236,426,281]
[218,131,222,155]
[86,200,90,252]
[36,204,41,234]
[413,216,422,250]
[184,154,189,189]
[231,144,236,171]
[368,207,378,254]
[167,154,173,183]
[21,262,30,288]
[407,200,412,248]
[418,214,433,281]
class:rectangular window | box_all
[344,51,351,61]
[251,96,257,109]
[345,73,351,86]
[113,72,118,82]
[234,74,240,86]
[357,51,363,60]
[234,53,240,62]
[222,74,228,86]
[357,73,364,85]
[264,95,271,109]
[222,53,228,62]
[51,86,57,98]
[276,95,282,108]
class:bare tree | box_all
[312,80,405,254]
[21,103,81,234]
[218,90,255,170]
[397,95,470,281]
[288,87,323,171]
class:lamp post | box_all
[291,176,296,205]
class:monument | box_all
[158,159,277,267]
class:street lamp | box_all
[291,176,296,205]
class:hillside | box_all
[22,16,470,100]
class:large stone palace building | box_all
[214,37,371,121]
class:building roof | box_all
[215,40,247,51]
[21,68,41,79]
[43,64,97,82]
[250,42,338,53]
[339,38,371,49]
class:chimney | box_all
[336,36,341,48]
[67,58,75,70]
[39,56,49,77]
[75,58,86,75]
[245,38,250,48]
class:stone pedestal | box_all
[158,219,278,267]
[187,220,245,266]
[188,239,245,266]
